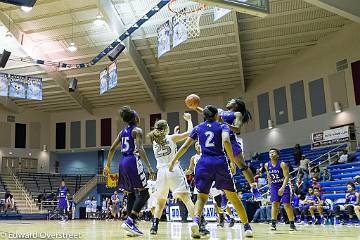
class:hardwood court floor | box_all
[0,220,359,240]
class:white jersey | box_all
[153,135,178,168]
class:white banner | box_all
[99,69,108,95]
[157,21,171,58]
[214,7,231,21]
[169,204,240,221]
[0,73,8,97]
[172,16,188,48]
[311,126,349,148]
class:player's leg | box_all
[346,205,355,225]
[334,205,342,224]
[225,205,235,227]
[271,202,281,230]
[283,203,296,230]
[213,194,225,227]
[354,206,360,225]
[309,206,316,224]
[150,198,166,235]
[178,193,195,218]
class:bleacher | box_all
[0,176,7,212]
[234,144,347,185]
[16,172,95,201]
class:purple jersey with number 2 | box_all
[189,120,236,194]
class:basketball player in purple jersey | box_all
[104,106,155,236]
[57,180,69,222]
[265,148,296,231]
[191,98,261,199]
[169,105,253,238]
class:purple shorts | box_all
[231,140,242,156]
[270,185,291,203]
[58,198,67,210]
[118,155,147,192]
[195,155,236,194]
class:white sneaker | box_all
[245,229,253,238]
[190,222,200,239]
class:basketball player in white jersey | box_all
[148,113,195,235]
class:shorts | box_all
[231,140,242,156]
[58,198,67,210]
[155,164,190,199]
[119,155,147,192]
[195,155,236,194]
[270,185,291,203]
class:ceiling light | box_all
[68,42,77,52]
[9,152,13,155]
[94,14,105,26]
[21,6,33,12]
[29,153,32,156]
[334,102,342,114]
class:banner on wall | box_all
[169,203,240,221]
[157,21,171,58]
[106,173,119,188]
[99,69,108,95]
[172,15,188,48]
[311,126,349,148]
[9,74,27,99]
[108,62,118,90]
[0,73,9,97]
[27,77,43,100]
[214,7,231,21]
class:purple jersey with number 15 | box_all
[120,125,136,156]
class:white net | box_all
[168,0,205,39]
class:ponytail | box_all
[234,98,252,124]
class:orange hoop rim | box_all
[168,0,206,15]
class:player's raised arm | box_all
[169,137,194,172]
[104,133,121,177]
[133,127,155,179]
[171,113,193,143]
[186,156,196,175]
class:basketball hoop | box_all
[168,0,206,38]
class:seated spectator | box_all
[311,178,322,193]
[308,187,326,225]
[310,166,321,180]
[321,168,332,181]
[302,187,315,224]
[252,193,271,223]
[334,149,349,165]
[334,182,360,225]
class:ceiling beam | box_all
[232,12,245,92]
[99,0,164,111]
[0,11,94,115]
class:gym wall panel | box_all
[101,118,112,146]
[351,60,360,105]
[328,71,349,110]
[70,121,81,149]
[257,92,270,129]
[290,80,307,121]
[56,122,66,149]
[29,122,41,149]
[167,112,179,134]
[86,120,96,148]
[139,117,145,140]
[309,78,327,116]
[273,87,289,125]
[0,122,11,147]
[15,123,26,148]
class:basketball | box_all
[185,94,200,108]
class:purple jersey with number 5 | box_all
[120,125,136,156]
[219,111,242,155]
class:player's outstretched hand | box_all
[278,187,285,196]
[174,126,180,134]
[169,161,176,172]
[183,112,192,121]
[149,170,156,181]
[103,165,110,177]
